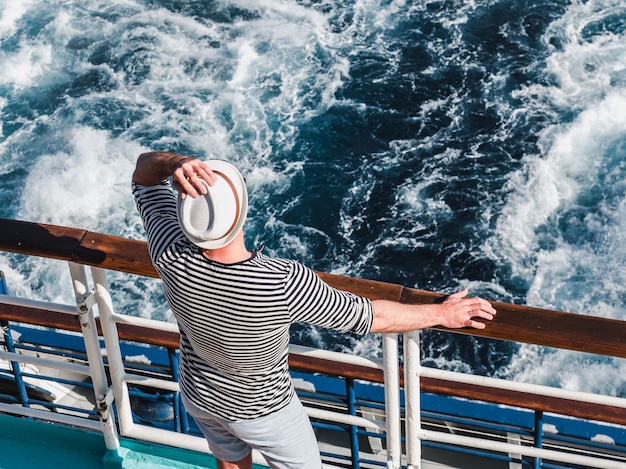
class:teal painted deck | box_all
[0,413,109,469]
[0,413,267,469]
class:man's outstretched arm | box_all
[370,288,496,333]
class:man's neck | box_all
[201,233,251,264]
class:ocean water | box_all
[1,0,626,396]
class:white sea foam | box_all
[18,127,139,229]
[487,0,626,393]
[2,0,626,392]
[0,0,34,38]
[0,0,352,313]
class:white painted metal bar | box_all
[109,311,179,333]
[122,423,271,467]
[0,401,103,431]
[419,366,626,409]
[124,373,181,392]
[420,428,626,469]
[90,267,135,440]
[289,344,384,370]
[306,407,386,432]
[0,294,76,315]
[119,362,387,432]
[0,350,91,375]
[122,422,210,452]
[68,262,120,451]
[403,330,421,469]
[382,333,402,469]
[68,263,108,391]
[119,363,389,438]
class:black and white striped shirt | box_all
[133,181,374,421]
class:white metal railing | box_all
[69,263,120,451]
[0,291,105,432]
[420,366,626,409]
[383,333,402,468]
[2,262,626,469]
[403,338,626,469]
[403,330,421,468]
[0,264,397,467]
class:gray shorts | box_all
[182,393,322,468]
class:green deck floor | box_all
[0,413,253,469]
[0,413,108,469]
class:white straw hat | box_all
[176,159,248,249]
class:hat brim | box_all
[176,159,248,249]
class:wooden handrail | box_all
[2,297,626,428]
[2,217,626,359]
[5,218,626,449]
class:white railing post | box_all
[382,333,402,468]
[90,266,135,438]
[403,330,421,469]
[68,262,119,451]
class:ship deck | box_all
[0,412,249,469]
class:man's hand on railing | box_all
[369,288,496,333]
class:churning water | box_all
[2,0,626,396]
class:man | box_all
[132,151,496,469]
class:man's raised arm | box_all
[132,151,217,198]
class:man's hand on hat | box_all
[172,158,218,199]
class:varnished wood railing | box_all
[1,217,626,427]
[2,218,625,358]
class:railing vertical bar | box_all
[534,410,544,469]
[0,271,7,294]
[383,333,402,468]
[0,274,27,407]
[90,266,131,443]
[346,377,361,469]
[167,348,188,434]
[69,263,110,397]
[68,262,120,451]
[1,320,30,407]
[404,330,421,469]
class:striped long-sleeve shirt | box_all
[133,181,374,421]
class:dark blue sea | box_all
[2,0,626,396]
